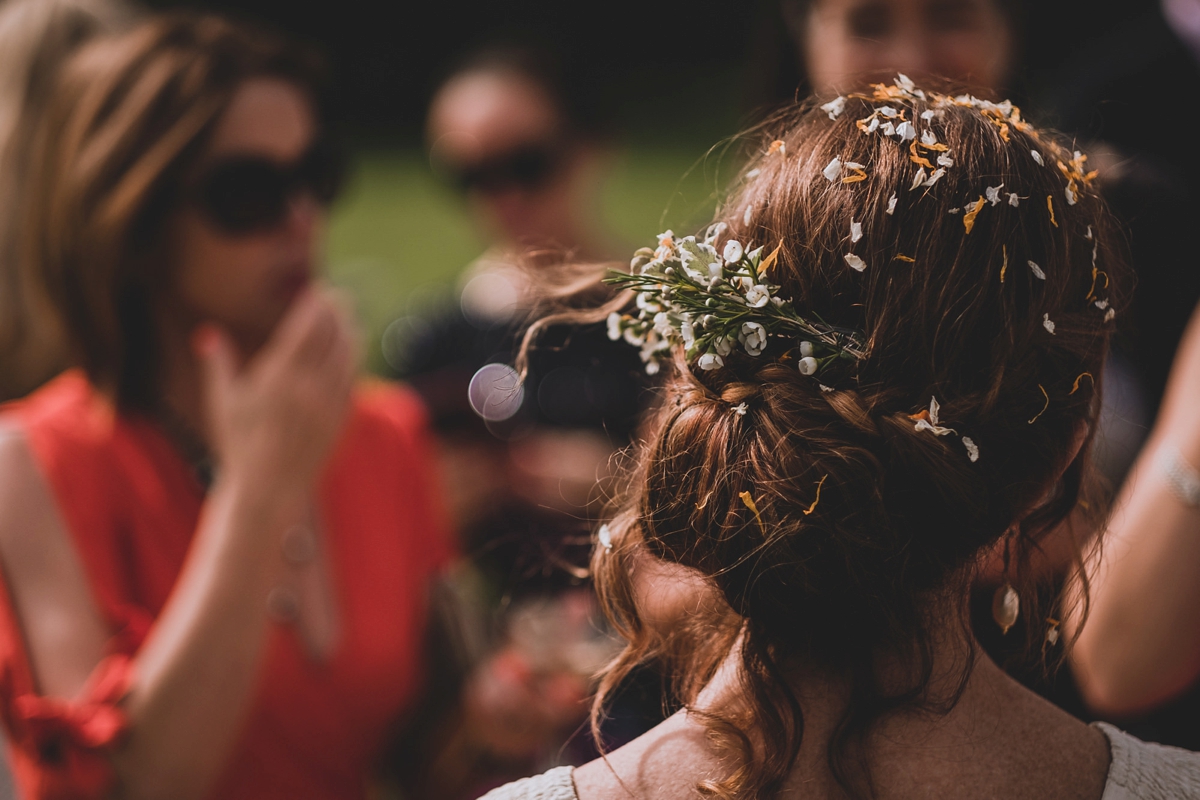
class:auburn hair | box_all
[523,84,1127,798]
[21,13,323,410]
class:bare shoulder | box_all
[0,423,109,699]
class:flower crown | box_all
[605,223,868,378]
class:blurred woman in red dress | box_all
[0,14,454,799]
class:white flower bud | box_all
[698,353,724,371]
[799,341,814,357]
[798,356,819,375]
[606,312,623,341]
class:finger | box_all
[193,323,237,416]
[254,286,326,368]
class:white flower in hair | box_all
[704,222,727,244]
[714,335,734,357]
[744,284,771,308]
[698,353,724,371]
[623,327,645,347]
[607,312,623,341]
[681,319,696,350]
[821,96,846,120]
[723,240,744,263]
[823,156,843,182]
[740,322,768,356]
[798,356,818,375]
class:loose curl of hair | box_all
[521,89,1127,798]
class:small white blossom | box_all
[798,356,818,375]
[607,312,623,341]
[733,402,748,416]
[1028,261,1046,280]
[895,121,916,141]
[598,524,613,551]
[850,220,863,243]
[963,437,980,462]
[821,96,846,119]
[886,193,898,215]
[653,311,673,336]
[623,327,645,347]
[723,240,744,263]
[704,222,727,244]
[1031,150,1044,166]
[799,341,814,357]
[986,184,1005,206]
[734,275,754,293]
[1043,313,1056,335]
[637,292,660,313]
[698,353,724,371]
[644,359,661,375]
[744,284,771,308]
[769,296,784,307]
[739,321,768,356]
[714,336,734,356]
[937,152,954,167]
[823,156,843,182]
[844,253,867,272]
[1007,193,1020,207]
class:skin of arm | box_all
[0,288,356,800]
[1070,303,1200,716]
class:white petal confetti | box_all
[823,156,843,182]
[1031,150,1044,166]
[1065,184,1077,205]
[744,205,753,225]
[895,121,916,141]
[881,121,896,137]
[850,221,863,243]
[1095,299,1109,310]
[886,193,898,215]
[924,168,946,187]
[963,437,980,462]
[821,96,847,120]
[920,109,935,121]
[986,184,1005,205]
[1105,308,1116,323]
[844,253,866,272]
[1007,193,1020,207]
[733,402,748,416]
[1043,313,1056,335]
[879,105,899,118]
[1028,260,1046,280]
[819,384,835,393]
[910,167,928,191]
[844,161,866,170]
[920,129,939,146]
[937,153,954,167]
[598,524,613,551]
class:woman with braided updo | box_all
[480,79,1200,800]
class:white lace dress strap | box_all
[1096,722,1200,799]
[477,766,578,800]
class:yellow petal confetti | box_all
[1047,195,1058,227]
[739,491,766,534]
[1000,245,1008,283]
[767,139,786,156]
[963,196,986,234]
[894,254,915,262]
[1029,384,1050,424]
[759,240,785,279]
[803,475,828,516]
[1070,372,1094,395]
[909,140,935,169]
[842,167,868,183]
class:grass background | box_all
[325,141,744,373]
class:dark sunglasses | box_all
[450,142,562,195]
[191,139,345,236]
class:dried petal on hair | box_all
[963,196,986,234]
[997,122,1010,141]
[1065,183,1078,206]
[963,437,980,462]
[1000,245,1008,283]
[1047,195,1058,227]
[1085,225,1094,240]
[1105,308,1116,323]
[910,167,928,191]
[924,168,946,187]
[851,221,863,243]
[842,167,868,184]
[844,253,867,272]
[879,105,900,118]
[881,121,896,137]
[896,121,916,141]
[738,491,767,535]
[844,161,866,170]
[921,109,935,121]
[823,156,843,182]
[886,193,898,215]
[598,524,613,552]
[1094,299,1109,310]
[1043,313,1056,335]
[910,140,935,169]
[1070,372,1094,395]
[821,96,847,120]
[1045,617,1061,646]
[920,129,939,146]
[912,396,957,435]
[1007,193,1021,207]
[733,402,749,416]
[759,240,784,278]
[894,254,915,262]
[948,208,961,214]
[857,114,881,134]
[819,384,835,393]
[803,474,829,516]
[986,184,1005,206]
[937,153,954,167]
[743,205,753,225]
[1031,150,1045,166]
[1028,261,1046,280]
[1029,384,1050,424]
[767,139,786,156]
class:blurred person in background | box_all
[0,14,461,799]
[0,0,134,402]
[380,43,663,787]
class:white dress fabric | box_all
[478,725,1200,800]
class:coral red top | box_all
[0,371,454,799]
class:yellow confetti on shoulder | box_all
[1070,372,1094,395]
[803,475,828,516]
[1029,384,1050,424]
[963,196,986,234]
[739,491,766,534]
[1047,195,1058,227]
[1000,245,1008,283]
